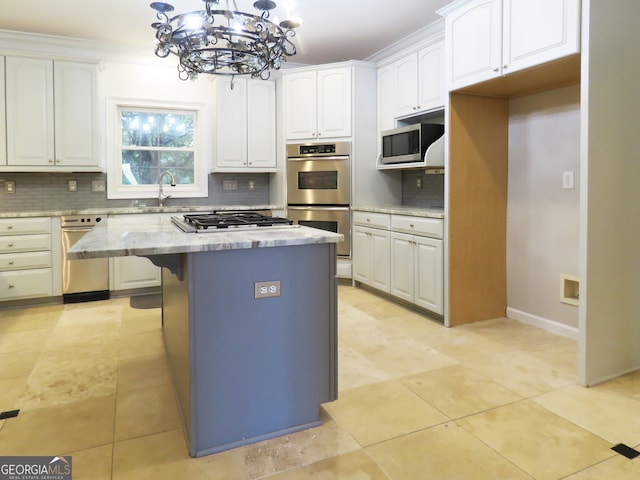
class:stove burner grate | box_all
[181,212,293,230]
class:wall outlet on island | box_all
[255,280,281,299]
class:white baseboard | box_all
[506,307,579,340]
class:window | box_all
[107,99,210,199]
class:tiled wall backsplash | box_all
[0,172,270,213]
[0,171,443,212]
[401,170,444,208]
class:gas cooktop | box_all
[171,211,295,233]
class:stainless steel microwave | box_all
[381,123,445,164]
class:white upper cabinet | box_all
[396,42,446,118]
[0,57,6,166]
[377,40,445,132]
[441,0,580,91]
[503,0,580,74]
[213,77,276,172]
[283,66,352,140]
[4,57,99,170]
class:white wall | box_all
[580,0,640,385]
[506,85,580,335]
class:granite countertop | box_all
[0,205,280,219]
[352,205,445,219]
[67,214,343,260]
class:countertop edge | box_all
[352,205,445,219]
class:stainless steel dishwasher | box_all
[61,215,109,303]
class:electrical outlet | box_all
[416,176,423,189]
[562,171,575,189]
[255,280,281,298]
[68,180,78,192]
[5,181,15,194]
[248,179,256,191]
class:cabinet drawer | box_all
[0,217,51,235]
[0,269,53,300]
[391,215,443,239]
[0,234,51,253]
[353,211,390,229]
[0,251,52,271]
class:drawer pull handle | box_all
[7,226,13,230]
[8,261,14,265]
[8,243,14,247]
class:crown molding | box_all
[366,18,445,66]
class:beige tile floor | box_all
[1,285,639,479]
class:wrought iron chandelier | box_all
[150,0,300,81]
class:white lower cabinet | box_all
[353,225,391,293]
[110,255,161,291]
[353,211,444,315]
[390,232,444,314]
[0,217,53,301]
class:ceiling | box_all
[0,0,450,65]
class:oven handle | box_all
[286,156,350,162]
[287,206,350,211]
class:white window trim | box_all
[106,97,210,200]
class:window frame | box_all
[107,97,210,200]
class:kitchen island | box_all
[68,214,343,457]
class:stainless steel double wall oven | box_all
[286,142,351,257]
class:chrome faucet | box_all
[158,170,176,207]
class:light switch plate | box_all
[223,179,238,191]
[91,180,106,192]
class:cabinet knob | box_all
[48,159,54,163]
[8,284,15,289]
[366,218,370,222]
[7,225,13,230]
[409,224,414,228]
[8,243,14,247]
[8,261,14,265]
[503,64,508,69]
[493,67,499,72]
[416,106,421,110]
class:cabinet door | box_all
[446,0,502,90]
[283,71,317,140]
[247,79,276,169]
[353,226,372,284]
[370,228,391,293]
[394,54,419,118]
[390,232,414,302]
[377,64,396,133]
[317,67,352,138]
[110,256,161,291]
[418,42,446,113]
[414,236,444,314]
[503,0,580,74]
[0,57,6,166]
[5,57,55,166]
[215,77,248,168]
[53,61,99,168]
